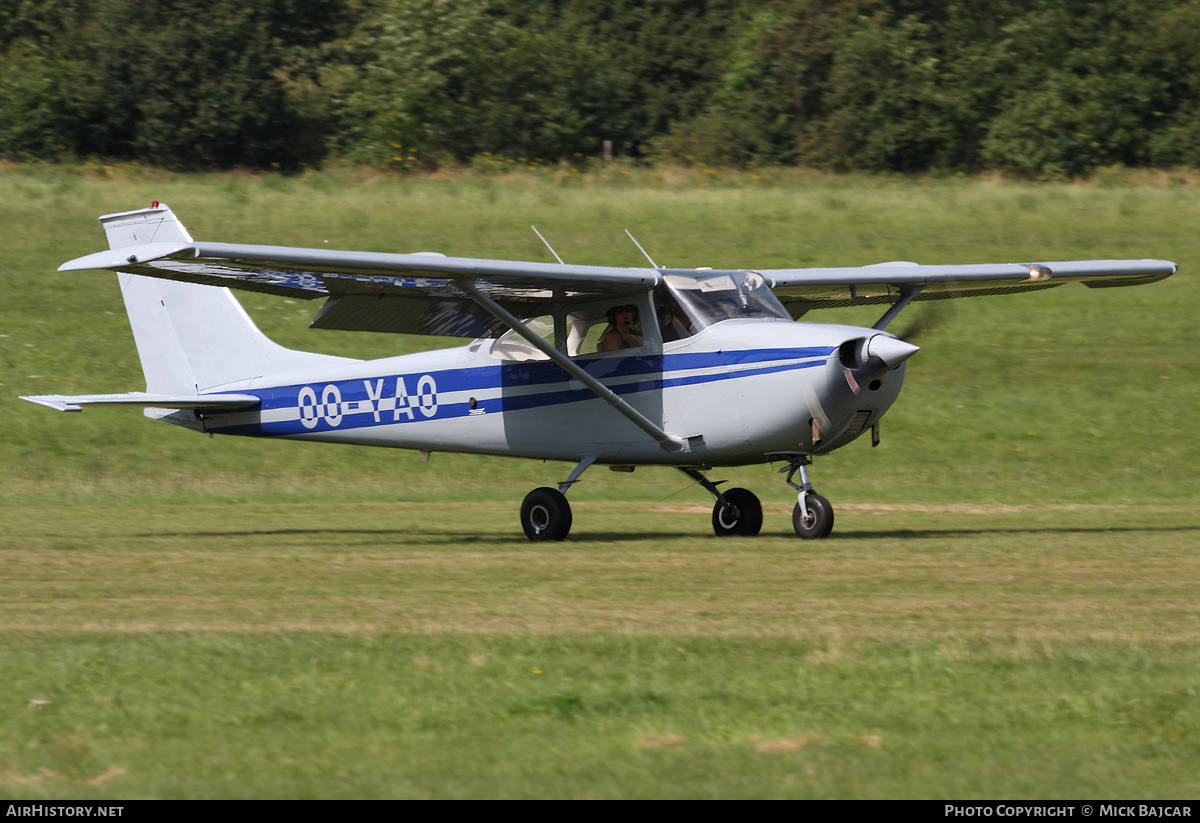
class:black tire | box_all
[793,493,834,539]
[521,487,573,541]
[711,487,763,537]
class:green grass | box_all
[1,164,1198,797]
[1,500,1198,799]
[5,634,1198,799]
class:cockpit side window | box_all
[489,314,556,361]
[489,296,657,362]
[567,295,655,358]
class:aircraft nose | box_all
[865,334,920,369]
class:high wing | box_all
[61,241,661,338]
[59,204,1175,337]
[761,259,1176,319]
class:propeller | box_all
[895,301,948,344]
[894,279,961,344]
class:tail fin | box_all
[104,204,353,395]
[101,202,195,248]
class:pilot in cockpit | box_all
[601,304,644,350]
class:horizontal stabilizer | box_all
[21,392,260,413]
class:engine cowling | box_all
[802,333,919,452]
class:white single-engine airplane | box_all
[24,204,1176,540]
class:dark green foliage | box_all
[655,0,1200,176]
[0,42,90,158]
[0,1,99,158]
[0,0,95,49]
[1144,2,1200,166]
[0,0,364,168]
[5,0,1200,174]
[977,0,1176,176]
[347,0,738,164]
[648,0,863,166]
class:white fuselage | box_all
[195,318,907,467]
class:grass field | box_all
[1,164,1198,798]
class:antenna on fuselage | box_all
[531,225,565,264]
[624,229,660,269]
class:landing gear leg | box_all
[783,457,834,539]
[679,468,763,537]
[520,456,596,542]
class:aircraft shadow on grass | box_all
[138,523,1200,544]
[830,524,1200,540]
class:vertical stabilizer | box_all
[104,204,353,395]
[101,202,194,248]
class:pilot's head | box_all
[606,304,637,324]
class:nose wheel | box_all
[782,457,835,539]
[793,492,834,539]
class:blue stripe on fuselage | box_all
[205,346,833,436]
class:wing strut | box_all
[461,282,686,452]
[872,285,924,331]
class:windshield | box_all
[664,270,791,331]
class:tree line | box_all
[3,0,1199,176]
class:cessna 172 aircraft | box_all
[23,204,1176,541]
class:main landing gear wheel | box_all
[712,487,763,537]
[793,493,834,539]
[521,487,573,541]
